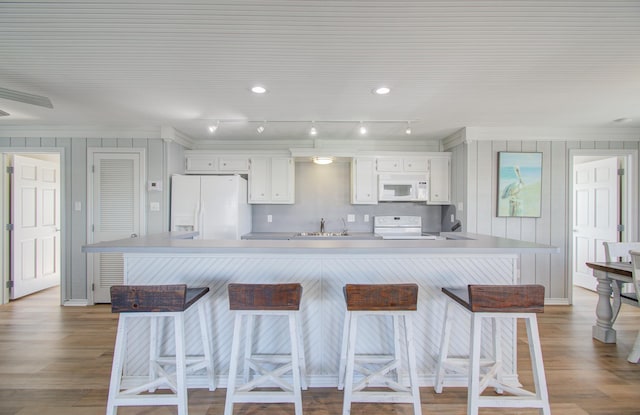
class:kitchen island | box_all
[83,232,556,389]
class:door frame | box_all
[568,148,638,304]
[86,147,146,305]
[0,147,66,305]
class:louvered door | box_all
[88,150,144,303]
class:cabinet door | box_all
[351,158,378,204]
[271,158,294,203]
[248,157,270,203]
[404,157,428,172]
[219,157,249,172]
[428,157,451,204]
[186,156,218,172]
[376,158,402,172]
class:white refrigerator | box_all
[170,174,252,239]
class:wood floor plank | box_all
[0,287,639,414]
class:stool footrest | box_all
[351,391,417,403]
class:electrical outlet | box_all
[364,214,370,222]
[150,202,160,212]
[267,215,273,223]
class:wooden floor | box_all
[0,287,639,415]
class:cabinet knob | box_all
[223,163,227,166]
[208,163,212,166]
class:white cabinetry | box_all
[427,157,451,204]
[249,157,295,204]
[351,158,377,204]
[377,157,427,173]
[185,154,249,174]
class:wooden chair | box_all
[625,251,640,363]
[435,285,550,415]
[224,283,307,415]
[603,241,640,325]
[107,284,214,415]
[338,284,422,415]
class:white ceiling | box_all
[1,0,639,144]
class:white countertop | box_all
[82,231,558,255]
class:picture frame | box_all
[497,152,542,217]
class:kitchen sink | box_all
[295,232,349,237]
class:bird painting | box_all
[501,165,525,216]
[497,152,543,217]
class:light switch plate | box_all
[347,214,355,222]
[150,202,160,212]
[364,214,370,222]
[267,215,273,223]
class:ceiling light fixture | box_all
[257,122,266,134]
[309,125,318,136]
[312,157,334,165]
[251,85,267,94]
[359,122,367,135]
[405,122,412,135]
[208,121,219,134]
[373,86,391,95]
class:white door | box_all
[10,155,60,299]
[88,150,144,303]
[573,157,620,290]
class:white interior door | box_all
[10,155,60,299]
[573,157,620,290]
[89,150,144,303]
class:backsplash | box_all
[251,161,445,233]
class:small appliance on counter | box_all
[373,216,439,240]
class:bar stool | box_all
[435,284,550,415]
[338,283,422,415]
[224,283,307,415]
[106,284,215,415]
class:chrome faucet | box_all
[320,218,325,233]
[341,218,348,235]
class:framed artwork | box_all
[497,152,542,217]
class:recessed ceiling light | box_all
[251,86,267,94]
[373,86,391,95]
[613,117,632,123]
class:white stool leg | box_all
[393,314,402,384]
[224,313,244,415]
[491,317,504,394]
[434,300,452,393]
[525,315,551,415]
[338,309,351,390]
[628,330,640,363]
[174,313,188,415]
[197,300,216,391]
[148,315,161,392]
[106,315,129,415]
[467,313,483,415]
[403,313,422,415]
[289,313,304,415]
[296,312,309,390]
[342,312,358,415]
[242,314,254,383]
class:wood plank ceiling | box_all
[0,1,639,143]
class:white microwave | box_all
[378,174,428,202]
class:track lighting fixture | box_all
[208,121,219,134]
[359,123,367,135]
[309,126,318,136]
[405,122,412,135]
[257,123,265,134]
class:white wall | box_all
[451,136,640,303]
[0,136,178,303]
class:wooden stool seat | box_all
[435,284,550,415]
[339,283,422,415]
[106,284,215,415]
[225,283,307,415]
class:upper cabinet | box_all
[185,154,249,174]
[427,156,451,205]
[351,158,378,204]
[376,157,428,173]
[249,157,295,204]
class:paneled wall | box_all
[454,138,640,302]
[0,136,178,303]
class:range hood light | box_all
[312,156,334,165]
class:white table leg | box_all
[592,269,617,343]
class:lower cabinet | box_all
[249,157,295,204]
